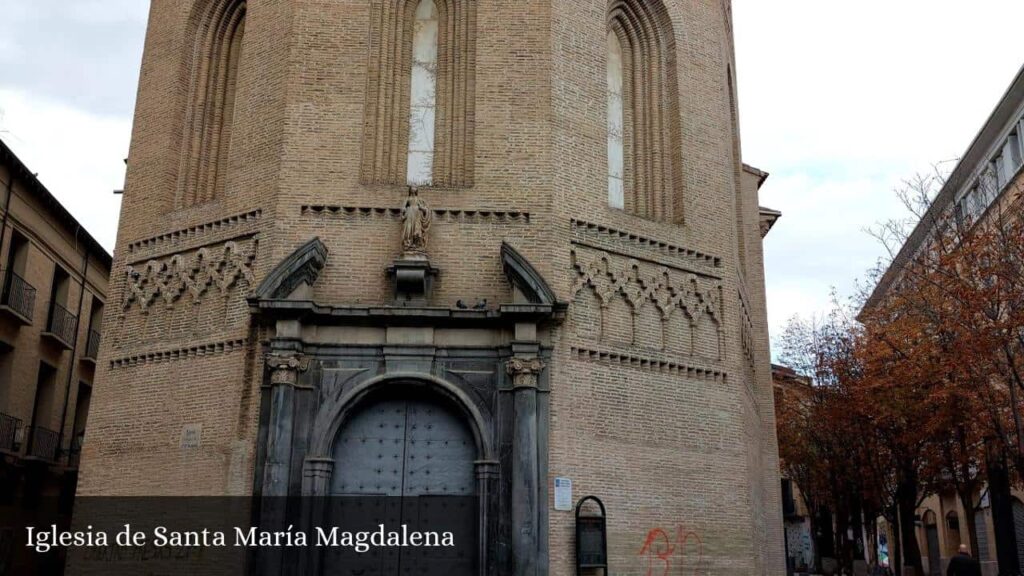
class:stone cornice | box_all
[250,300,563,327]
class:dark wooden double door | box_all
[325,392,477,576]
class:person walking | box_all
[946,544,982,576]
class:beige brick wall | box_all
[0,159,110,460]
[83,0,784,573]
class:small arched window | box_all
[728,70,746,273]
[178,0,247,208]
[607,0,683,222]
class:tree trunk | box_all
[897,467,924,576]
[864,507,879,566]
[958,486,980,557]
[817,506,836,561]
[852,491,866,564]
[987,444,1021,576]
[835,485,852,571]
[891,508,903,576]
[807,505,822,571]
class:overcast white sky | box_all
[1,1,1023,354]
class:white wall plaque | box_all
[554,477,573,511]
[180,424,202,449]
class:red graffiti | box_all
[637,525,704,576]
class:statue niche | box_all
[401,186,432,258]
[389,186,438,304]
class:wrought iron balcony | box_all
[0,269,36,324]
[0,412,21,452]
[42,301,78,349]
[67,433,84,469]
[26,426,59,462]
[82,329,101,363]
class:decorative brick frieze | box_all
[123,238,257,312]
[569,346,725,382]
[571,219,721,273]
[570,247,724,359]
[302,205,529,224]
[109,338,248,369]
[570,249,722,318]
[127,209,262,256]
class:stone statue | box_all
[401,186,432,257]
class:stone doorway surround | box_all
[249,238,564,576]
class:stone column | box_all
[260,352,309,576]
[262,353,310,497]
[508,356,545,576]
[475,460,500,576]
[296,458,334,576]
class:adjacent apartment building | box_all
[0,137,111,521]
[772,363,816,574]
[864,63,1024,576]
[82,1,784,574]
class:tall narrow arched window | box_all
[407,0,439,186]
[607,0,683,222]
[178,0,247,208]
[728,70,747,274]
[607,32,625,210]
[362,0,477,188]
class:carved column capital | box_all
[506,357,545,390]
[265,353,310,386]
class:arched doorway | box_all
[946,511,962,557]
[975,508,990,563]
[923,510,940,576]
[323,387,478,575]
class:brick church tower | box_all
[82,0,784,573]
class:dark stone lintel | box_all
[249,301,564,327]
